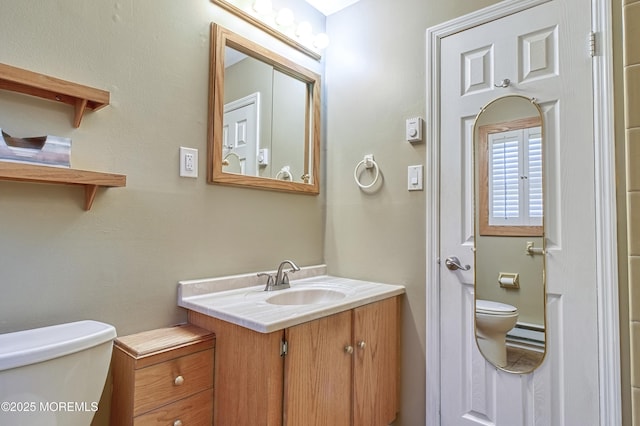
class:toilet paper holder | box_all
[498,272,520,289]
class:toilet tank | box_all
[0,320,116,425]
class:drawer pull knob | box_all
[357,340,366,349]
[344,345,354,355]
[174,375,184,386]
[173,421,183,426]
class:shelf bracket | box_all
[0,63,109,129]
[74,98,89,128]
[84,184,99,211]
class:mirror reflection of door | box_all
[224,45,309,182]
[474,95,546,373]
[209,24,321,194]
[223,93,259,176]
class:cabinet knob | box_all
[344,345,354,355]
[174,375,184,386]
[173,421,183,426]
[357,340,366,350]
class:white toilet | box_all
[475,300,518,367]
[0,320,116,425]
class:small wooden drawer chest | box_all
[110,324,215,425]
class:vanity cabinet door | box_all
[195,315,284,426]
[282,296,400,426]
[188,296,400,426]
[283,310,352,426]
[353,296,400,426]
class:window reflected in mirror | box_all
[478,116,543,236]
[473,95,547,374]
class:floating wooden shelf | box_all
[0,63,110,128]
[0,162,126,211]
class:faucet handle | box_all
[257,272,274,286]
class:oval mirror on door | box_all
[473,95,546,373]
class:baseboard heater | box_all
[506,322,545,353]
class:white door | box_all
[223,93,260,175]
[439,1,598,424]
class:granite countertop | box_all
[178,265,405,333]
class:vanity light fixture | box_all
[252,0,272,15]
[215,0,326,59]
[276,8,295,27]
[296,21,313,38]
[247,0,329,51]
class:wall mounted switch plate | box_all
[408,164,423,191]
[406,117,424,143]
[258,148,269,166]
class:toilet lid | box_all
[0,320,116,372]
[476,299,517,315]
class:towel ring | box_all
[275,166,293,181]
[354,154,380,189]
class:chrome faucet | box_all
[258,260,300,291]
[275,260,300,287]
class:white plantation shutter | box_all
[488,126,542,227]
[526,127,543,222]
[489,131,520,223]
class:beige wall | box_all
[272,70,307,181]
[0,1,326,330]
[0,1,324,422]
[624,0,640,423]
[324,1,499,424]
[5,1,629,426]
[475,236,545,325]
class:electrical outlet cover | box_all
[179,147,198,178]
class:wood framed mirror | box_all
[207,23,321,194]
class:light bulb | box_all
[276,8,294,27]
[296,21,313,38]
[252,0,272,15]
[313,33,330,49]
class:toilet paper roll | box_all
[499,276,516,286]
[498,273,519,288]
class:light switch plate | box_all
[408,164,423,191]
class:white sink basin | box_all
[178,271,406,333]
[266,288,346,305]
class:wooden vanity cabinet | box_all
[283,310,352,426]
[188,295,400,426]
[110,324,215,425]
[353,297,400,425]
[187,314,284,426]
[285,296,400,426]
